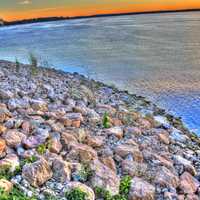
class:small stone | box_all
[138,118,152,129]
[0,179,13,192]
[114,144,143,162]
[0,138,6,157]
[0,107,11,123]
[86,136,104,148]
[49,138,62,154]
[31,99,48,111]
[106,126,124,139]
[0,124,7,134]
[22,158,52,187]
[170,129,189,143]
[129,177,155,200]
[21,121,31,134]
[155,129,170,144]
[124,126,142,136]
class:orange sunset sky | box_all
[1,0,200,21]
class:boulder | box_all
[2,129,25,148]
[0,89,14,100]
[155,129,170,145]
[179,172,200,194]
[90,159,120,195]
[0,179,13,192]
[61,131,78,146]
[129,177,155,200]
[170,129,189,143]
[61,113,83,128]
[8,98,29,110]
[121,159,147,177]
[52,158,71,182]
[69,143,97,162]
[114,144,143,162]
[31,99,48,111]
[0,124,6,134]
[0,154,20,172]
[86,136,104,148]
[106,126,124,139]
[100,156,117,173]
[0,138,6,157]
[0,107,11,123]
[48,138,62,154]
[22,158,52,187]
[173,155,197,176]
[155,166,179,188]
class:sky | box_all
[1,0,200,21]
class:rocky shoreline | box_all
[0,60,200,200]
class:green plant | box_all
[36,144,47,155]
[29,53,38,76]
[95,176,131,200]
[94,187,112,200]
[15,58,20,73]
[0,165,21,180]
[119,176,132,198]
[112,195,127,200]
[21,156,37,167]
[65,188,87,200]
[72,164,92,182]
[103,112,111,128]
[0,186,37,200]
[44,193,57,200]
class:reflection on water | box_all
[0,12,200,134]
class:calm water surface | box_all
[0,12,200,134]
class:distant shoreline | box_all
[1,8,200,27]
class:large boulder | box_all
[155,166,179,188]
[173,155,197,176]
[179,172,200,194]
[0,179,13,192]
[129,177,155,200]
[22,158,52,187]
[69,143,97,162]
[52,158,71,183]
[89,159,120,195]
[2,129,25,148]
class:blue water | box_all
[0,12,200,134]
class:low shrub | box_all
[65,188,87,200]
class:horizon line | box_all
[2,8,200,25]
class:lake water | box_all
[0,12,200,134]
